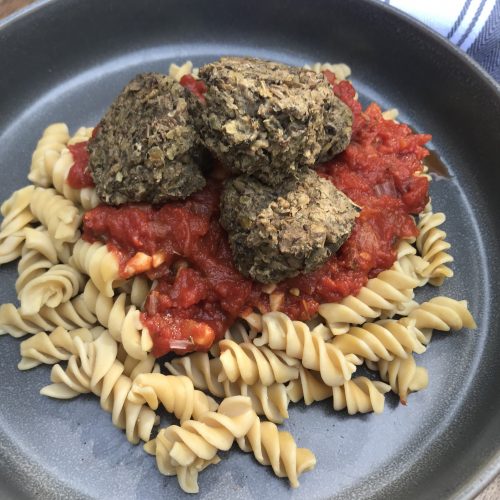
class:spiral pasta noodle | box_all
[30,187,82,244]
[18,263,85,316]
[166,352,290,423]
[0,185,35,264]
[41,331,158,443]
[28,123,70,187]
[145,396,256,492]
[237,417,316,488]
[256,312,361,387]
[318,268,419,335]
[0,293,96,338]
[367,353,429,404]
[331,318,427,362]
[70,239,120,297]
[416,211,454,286]
[18,325,103,370]
[128,373,218,422]
[218,339,300,386]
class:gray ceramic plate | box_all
[0,1,499,499]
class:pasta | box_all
[330,318,427,362]
[128,373,218,422]
[237,417,316,488]
[218,339,300,386]
[367,353,429,404]
[18,325,103,370]
[30,187,82,244]
[318,268,419,335]
[166,352,289,423]
[41,331,158,443]
[256,312,361,386]
[145,396,256,492]
[416,211,454,286]
[18,263,85,316]
[287,366,391,414]
[0,185,35,264]
[28,123,70,187]
[70,239,120,297]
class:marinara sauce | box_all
[81,74,430,357]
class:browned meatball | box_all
[88,73,206,205]
[220,170,359,283]
[188,57,352,186]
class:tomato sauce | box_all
[81,75,430,357]
[67,142,95,189]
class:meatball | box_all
[220,171,359,283]
[188,57,352,186]
[88,73,206,205]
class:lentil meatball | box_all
[88,73,206,205]
[188,57,352,186]
[220,170,359,283]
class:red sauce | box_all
[180,74,207,103]
[82,75,430,357]
[67,141,95,189]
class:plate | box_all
[0,1,499,499]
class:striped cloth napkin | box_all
[380,0,500,81]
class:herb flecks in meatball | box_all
[88,73,206,205]
[188,57,352,186]
[220,171,359,283]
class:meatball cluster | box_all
[188,57,352,186]
[88,57,358,284]
[220,171,359,283]
[88,73,206,205]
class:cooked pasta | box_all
[15,247,53,295]
[0,293,96,338]
[30,187,82,243]
[331,318,427,362]
[367,353,429,404]
[287,366,391,414]
[145,396,256,492]
[237,417,316,488]
[416,211,454,286]
[218,339,300,386]
[70,239,120,297]
[18,263,85,315]
[0,185,35,264]
[128,373,218,422]
[256,312,361,387]
[41,331,158,443]
[318,268,419,335]
[18,325,103,370]
[28,123,70,187]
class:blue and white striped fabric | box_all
[380,0,500,81]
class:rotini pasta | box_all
[41,331,158,443]
[30,187,82,243]
[318,268,419,335]
[145,396,256,493]
[0,185,35,264]
[166,351,290,423]
[28,123,70,187]
[237,417,316,488]
[331,318,427,362]
[367,353,429,404]
[128,373,218,422]
[218,339,300,386]
[255,312,361,387]
[18,263,85,316]
[18,325,103,370]
[0,293,96,338]
[70,239,120,297]
[416,211,454,286]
